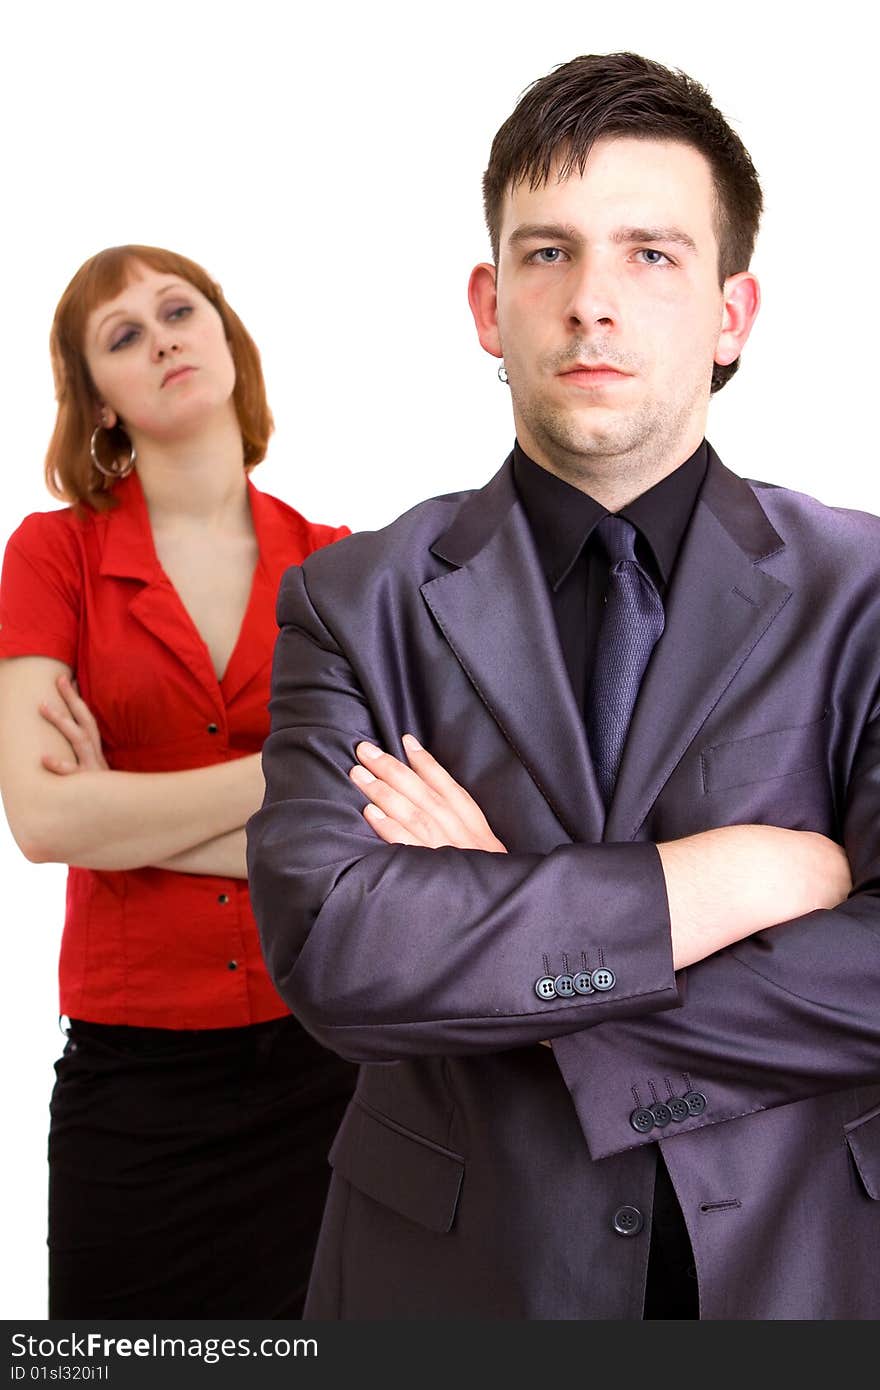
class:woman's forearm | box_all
[156,828,248,878]
[17,755,264,870]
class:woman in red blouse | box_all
[0,245,355,1317]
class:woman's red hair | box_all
[45,245,274,509]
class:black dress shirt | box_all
[513,438,708,1319]
[513,439,708,715]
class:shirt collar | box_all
[513,443,605,590]
[96,470,160,582]
[621,442,708,585]
[245,475,302,579]
[513,439,708,590]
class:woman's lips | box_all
[161,366,196,388]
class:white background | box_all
[1,0,875,1318]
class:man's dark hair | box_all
[482,52,763,392]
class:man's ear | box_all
[468,262,503,359]
[715,271,760,367]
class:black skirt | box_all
[48,1014,356,1318]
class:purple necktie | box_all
[586,515,666,807]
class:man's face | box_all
[471,136,757,486]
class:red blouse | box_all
[0,472,348,1028]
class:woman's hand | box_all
[350,734,507,852]
[38,674,109,774]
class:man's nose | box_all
[563,254,619,332]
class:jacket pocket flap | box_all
[845,1103,880,1200]
[701,711,829,793]
[329,1099,465,1233]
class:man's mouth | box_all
[557,363,632,386]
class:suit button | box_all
[613,1205,644,1237]
[554,974,575,998]
[227,960,238,971]
[218,893,229,905]
[684,1091,707,1116]
[668,1097,690,1122]
[592,967,616,991]
[572,970,594,995]
[630,1107,655,1134]
[535,977,557,1001]
[207,722,219,734]
[650,1102,672,1128]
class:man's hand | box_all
[350,734,507,851]
[38,674,109,775]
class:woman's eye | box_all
[110,329,137,352]
[166,304,193,321]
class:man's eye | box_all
[636,249,671,266]
[529,247,566,264]
[110,329,137,352]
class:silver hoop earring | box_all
[90,426,136,480]
[497,364,509,384]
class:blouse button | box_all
[218,893,229,905]
[227,960,238,971]
[207,722,219,734]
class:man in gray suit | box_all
[247,54,880,1318]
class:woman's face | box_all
[83,262,237,445]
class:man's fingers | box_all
[362,803,423,847]
[400,735,475,806]
[401,734,501,837]
[350,764,446,846]
[356,741,442,809]
[354,741,466,841]
[352,739,507,852]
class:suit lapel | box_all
[604,451,792,841]
[422,460,605,843]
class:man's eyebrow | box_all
[506,223,699,254]
[507,223,581,247]
[612,226,698,253]
[95,282,188,336]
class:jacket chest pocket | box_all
[698,711,835,832]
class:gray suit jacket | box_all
[247,446,880,1319]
